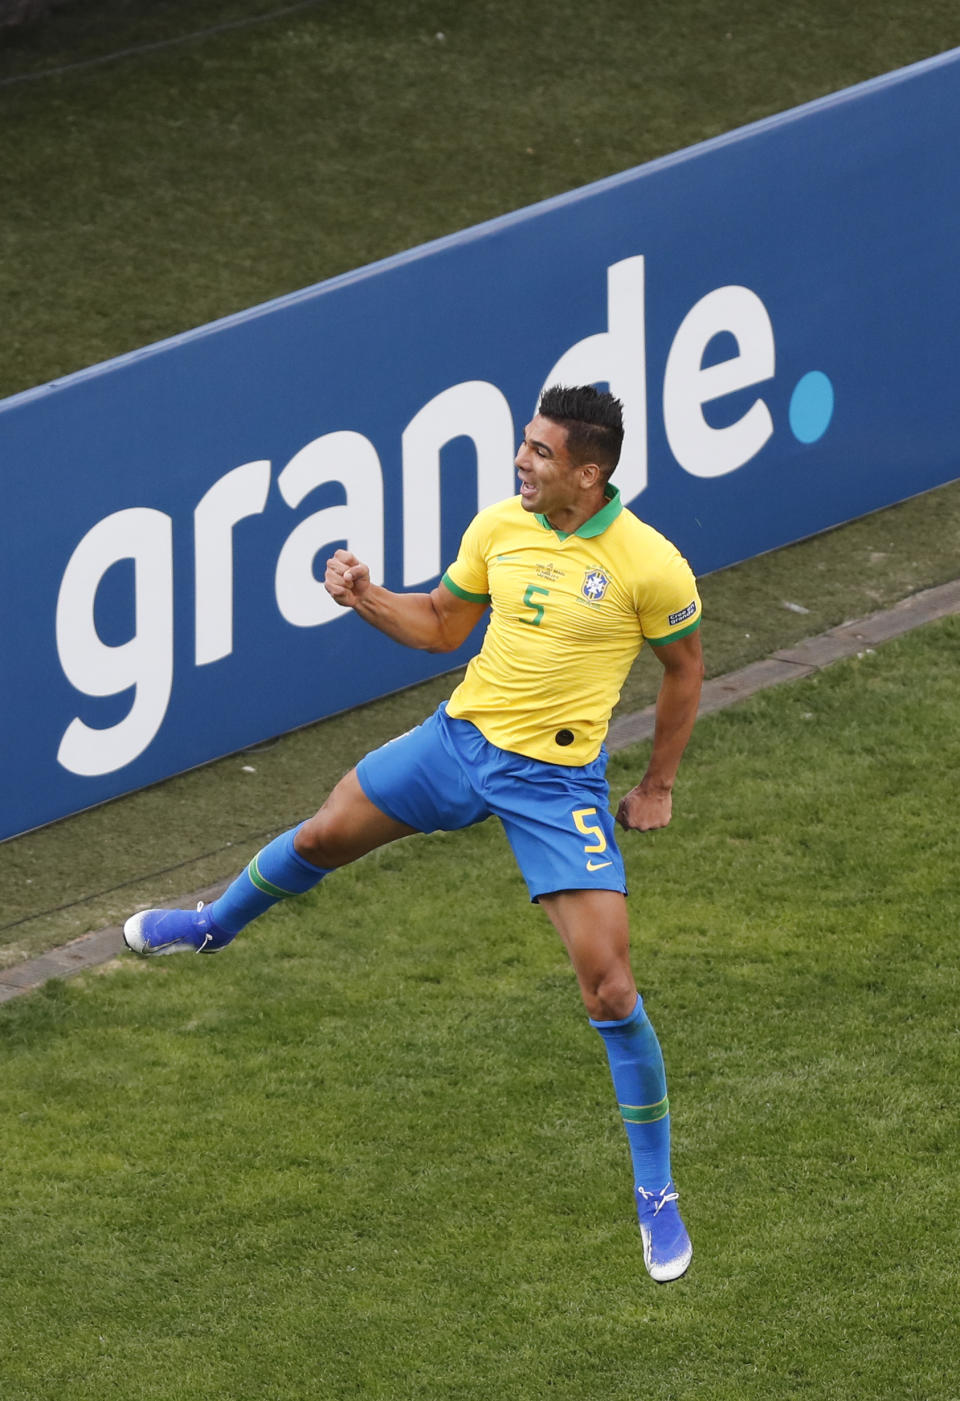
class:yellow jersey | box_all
[442,487,701,765]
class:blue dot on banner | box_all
[789,370,835,443]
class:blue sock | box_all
[209,826,331,935]
[590,994,673,1193]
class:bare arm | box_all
[616,628,704,832]
[324,549,488,653]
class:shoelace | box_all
[195,901,213,953]
[637,1184,680,1216]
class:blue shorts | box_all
[356,705,626,902]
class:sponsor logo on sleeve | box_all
[668,601,698,626]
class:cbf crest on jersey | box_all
[581,568,610,602]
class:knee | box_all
[294,813,346,868]
[581,972,637,1023]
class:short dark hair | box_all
[538,384,624,477]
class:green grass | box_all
[2,618,958,1399]
[2,0,960,399]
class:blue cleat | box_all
[123,902,234,957]
[636,1183,692,1282]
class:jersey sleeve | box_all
[441,511,492,603]
[637,550,702,645]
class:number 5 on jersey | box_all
[520,584,549,626]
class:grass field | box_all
[2,618,958,1399]
[3,4,960,1397]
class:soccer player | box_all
[125,384,704,1283]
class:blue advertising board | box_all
[2,48,960,840]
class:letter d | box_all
[540,256,647,503]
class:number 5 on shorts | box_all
[572,806,607,854]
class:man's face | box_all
[514,415,582,518]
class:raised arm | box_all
[616,628,704,832]
[324,549,488,653]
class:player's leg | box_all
[540,891,671,1182]
[538,887,636,1020]
[124,706,490,959]
[539,888,691,1282]
[294,768,418,865]
[124,768,415,957]
[207,768,416,933]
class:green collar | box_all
[535,484,622,541]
